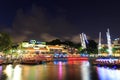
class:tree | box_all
[46,39,61,45]
[0,32,12,52]
[63,40,74,47]
[86,40,98,54]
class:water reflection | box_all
[53,60,67,65]
[4,64,13,80]
[58,62,62,80]
[13,65,22,80]
[97,67,120,80]
[54,60,85,80]
[3,61,120,80]
[81,61,90,80]
[4,64,22,80]
[22,65,41,80]
[0,66,2,79]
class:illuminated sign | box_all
[29,40,46,45]
[30,40,36,44]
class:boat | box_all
[20,56,44,65]
[53,52,68,61]
[0,56,5,65]
[21,59,41,65]
[68,57,88,61]
[93,57,120,68]
[93,29,120,67]
[0,59,3,65]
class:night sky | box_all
[0,0,120,43]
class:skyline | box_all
[0,0,120,43]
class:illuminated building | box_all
[112,38,120,56]
[20,40,68,54]
[98,37,120,57]
[47,45,63,53]
[22,40,46,48]
[21,40,47,54]
[113,38,120,48]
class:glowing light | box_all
[13,65,22,80]
[4,64,14,80]
[54,61,58,64]
[80,33,87,49]
[58,61,62,66]
[30,40,36,44]
[4,65,22,80]
[22,42,29,47]
[81,61,90,80]
[97,67,120,80]
[96,58,118,64]
[0,66,2,78]
[58,61,62,80]
[84,33,89,44]
[98,32,102,54]
[17,50,21,53]
[106,28,113,55]
[33,46,39,49]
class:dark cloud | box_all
[2,5,84,43]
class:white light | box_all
[17,50,21,53]
[4,65,22,80]
[81,61,90,80]
[97,67,120,80]
[106,28,113,55]
[4,64,14,80]
[13,65,22,80]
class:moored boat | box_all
[21,59,41,65]
[0,59,3,65]
[93,57,120,68]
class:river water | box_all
[0,60,120,80]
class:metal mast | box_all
[106,28,113,56]
[98,32,102,55]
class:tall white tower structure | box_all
[98,32,102,54]
[80,33,88,49]
[106,28,113,56]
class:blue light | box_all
[97,64,100,67]
[113,66,117,69]
[104,65,107,68]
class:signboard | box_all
[29,40,46,45]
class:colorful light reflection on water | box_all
[4,64,22,80]
[2,60,120,80]
[97,67,120,80]
[58,61,62,80]
[81,61,90,80]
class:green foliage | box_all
[46,39,61,45]
[78,47,83,52]
[47,39,98,54]
[46,39,81,48]
[86,40,98,54]
[0,32,12,52]
[100,46,108,53]
[112,47,119,53]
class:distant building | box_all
[113,38,120,48]
[20,40,69,54]
[112,38,120,55]
[21,40,47,54]
[22,40,46,48]
[98,37,120,56]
